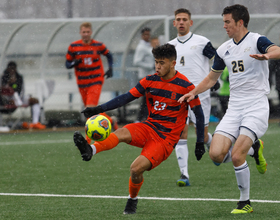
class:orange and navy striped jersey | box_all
[66,39,109,88]
[129,71,201,144]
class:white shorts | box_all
[214,95,269,142]
[188,96,211,126]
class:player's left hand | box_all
[195,142,205,161]
[81,106,104,118]
[210,81,220,91]
[250,54,269,60]
[104,68,113,79]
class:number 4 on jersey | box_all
[180,56,185,66]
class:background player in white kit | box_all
[169,8,219,186]
[179,4,280,214]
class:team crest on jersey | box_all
[190,45,197,50]
[244,47,251,52]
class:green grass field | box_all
[1,122,280,219]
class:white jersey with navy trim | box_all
[169,32,215,101]
[212,32,274,109]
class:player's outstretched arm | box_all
[250,45,280,60]
[178,70,221,103]
[178,91,196,104]
[81,92,137,118]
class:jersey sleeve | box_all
[66,44,74,62]
[129,78,146,98]
[99,42,110,56]
[183,82,201,109]
[257,36,275,54]
[211,51,226,72]
[203,41,216,60]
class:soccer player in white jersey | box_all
[169,8,219,187]
[179,4,280,214]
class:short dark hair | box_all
[222,4,250,28]
[174,8,191,18]
[7,61,17,69]
[152,44,177,61]
[141,27,151,34]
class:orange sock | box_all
[85,134,92,144]
[129,176,144,198]
[94,132,119,154]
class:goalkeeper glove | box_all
[210,81,220,91]
[104,68,113,79]
[195,142,205,161]
[81,105,104,118]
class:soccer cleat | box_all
[176,174,190,187]
[30,122,46,129]
[213,161,221,166]
[22,122,29,129]
[22,122,46,129]
[73,131,93,161]
[231,200,253,214]
[251,139,267,174]
[123,198,138,214]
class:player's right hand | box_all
[81,106,104,118]
[73,58,82,66]
[178,92,195,103]
[195,142,205,161]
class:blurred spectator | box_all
[218,67,230,117]
[0,61,46,129]
[133,27,157,122]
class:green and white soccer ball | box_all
[85,115,111,141]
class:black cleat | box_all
[73,131,93,161]
[123,198,138,214]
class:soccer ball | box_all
[85,115,111,141]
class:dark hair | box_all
[7,61,17,69]
[174,8,191,18]
[222,4,250,28]
[141,27,151,34]
[152,43,177,61]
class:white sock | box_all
[223,145,253,164]
[175,139,189,179]
[247,147,254,156]
[128,195,138,200]
[90,144,97,155]
[205,132,212,151]
[234,161,250,201]
[31,104,40,124]
[222,145,233,163]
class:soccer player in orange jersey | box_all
[65,22,118,143]
[73,44,205,215]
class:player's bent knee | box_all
[209,151,224,163]
[114,127,132,143]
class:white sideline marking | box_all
[1,139,72,146]
[0,193,279,203]
[2,127,279,146]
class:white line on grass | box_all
[0,193,279,203]
[2,127,279,146]
[1,139,72,145]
